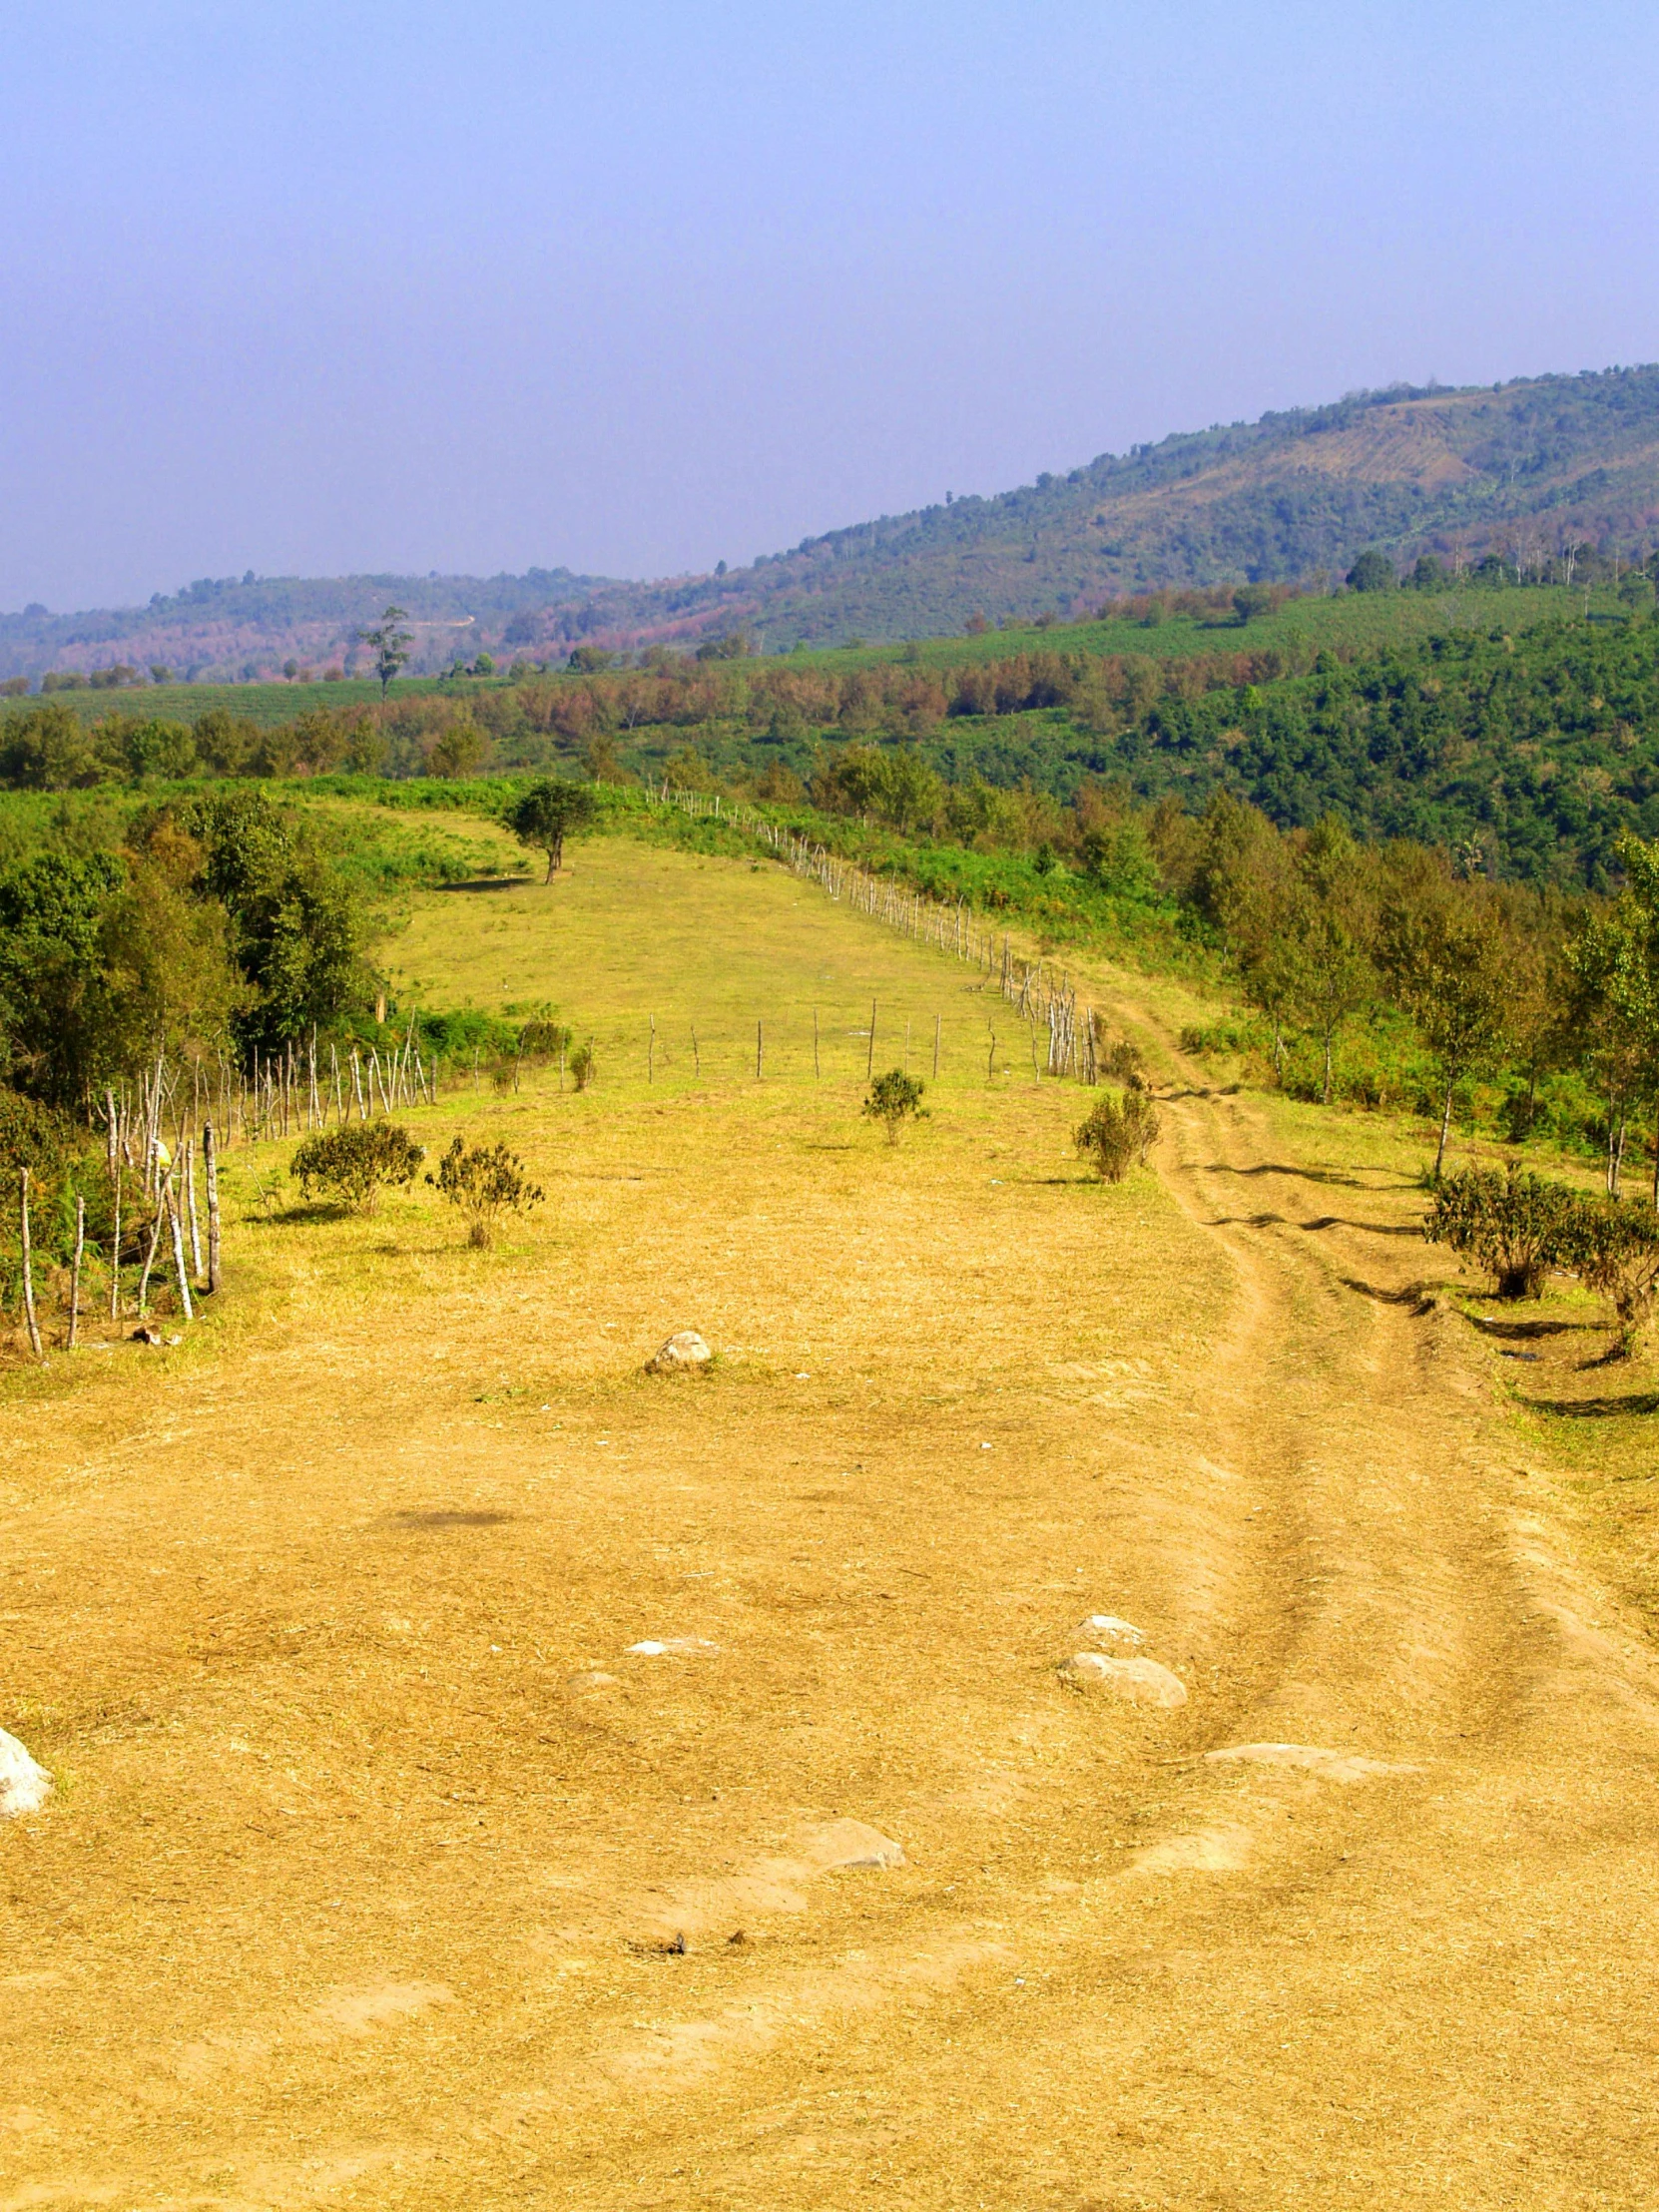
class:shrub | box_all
[569,1041,595,1092]
[428,1135,544,1247]
[1566,1198,1659,1358]
[1074,1087,1160,1181]
[1421,1163,1579,1300]
[291,1122,424,1214]
[862,1068,927,1144]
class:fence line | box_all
[642,781,1101,1082]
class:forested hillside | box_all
[12,366,1659,677]
[11,586,1659,888]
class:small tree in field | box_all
[506,780,598,881]
[429,1135,544,1247]
[569,1040,595,1091]
[291,1122,424,1214]
[1074,1086,1160,1182]
[357,606,412,700]
[862,1068,927,1144]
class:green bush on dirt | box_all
[1074,1086,1160,1181]
[1566,1198,1659,1358]
[291,1122,425,1214]
[862,1068,927,1145]
[428,1135,544,1247]
[1421,1164,1580,1301]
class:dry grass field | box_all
[5,827,1659,2210]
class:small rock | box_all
[0,1730,52,1818]
[626,1637,721,1657]
[800,1817,905,1870]
[131,1326,164,1347]
[565,1670,620,1694]
[1076,1614,1145,1648]
[645,1331,712,1375]
[1059,1653,1187,1708]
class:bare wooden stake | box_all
[867,999,876,1079]
[204,1122,222,1296]
[185,1134,203,1277]
[19,1169,43,1362]
[691,1026,700,1080]
[68,1194,85,1349]
[166,1178,194,1322]
[987,1029,997,1082]
[137,1203,164,1318]
[756,1019,764,1081]
[649,1013,656,1084]
[110,1164,123,1320]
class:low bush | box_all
[1421,1163,1578,1300]
[569,1041,596,1092]
[1567,1198,1659,1358]
[862,1068,927,1144]
[290,1121,424,1214]
[429,1135,544,1247]
[1074,1086,1160,1181]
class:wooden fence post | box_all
[185,1135,203,1277]
[110,1164,123,1320]
[19,1169,43,1362]
[166,1179,194,1323]
[756,1020,764,1081]
[68,1195,85,1350]
[204,1122,222,1297]
[866,1000,876,1079]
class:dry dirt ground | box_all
[4,839,1659,2210]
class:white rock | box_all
[800,1817,905,1870]
[1075,1614,1145,1648]
[1205,1742,1415,1783]
[646,1331,712,1375]
[626,1637,721,1657]
[565,1670,620,1693]
[1058,1653,1187,1708]
[0,1729,52,1818]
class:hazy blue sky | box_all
[4,1,1659,608]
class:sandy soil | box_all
[4,852,1659,2210]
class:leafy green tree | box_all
[1346,549,1395,593]
[862,1068,927,1144]
[506,780,598,881]
[1284,820,1375,1105]
[357,606,412,699]
[0,703,110,790]
[1380,887,1513,1177]
[1564,903,1649,1197]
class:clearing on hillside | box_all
[4,829,1659,2210]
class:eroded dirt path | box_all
[5,1039,1659,2209]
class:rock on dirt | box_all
[1059,1653,1187,1708]
[0,1730,52,1817]
[626,1637,721,1657]
[799,1817,905,1870]
[1075,1614,1145,1647]
[645,1331,712,1374]
[565,1671,621,1694]
[131,1326,164,1347]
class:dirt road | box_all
[4,1045,1657,2209]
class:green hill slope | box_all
[11,366,1659,678]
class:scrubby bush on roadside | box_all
[569,1041,595,1092]
[1421,1163,1581,1300]
[290,1122,424,1214]
[862,1068,927,1145]
[428,1135,544,1247]
[1074,1086,1160,1181]
[1566,1199,1659,1358]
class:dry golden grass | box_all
[5,829,1659,2210]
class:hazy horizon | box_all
[5,1,1659,611]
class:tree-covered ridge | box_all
[15,365,1659,675]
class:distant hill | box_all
[12,364,1659,679]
